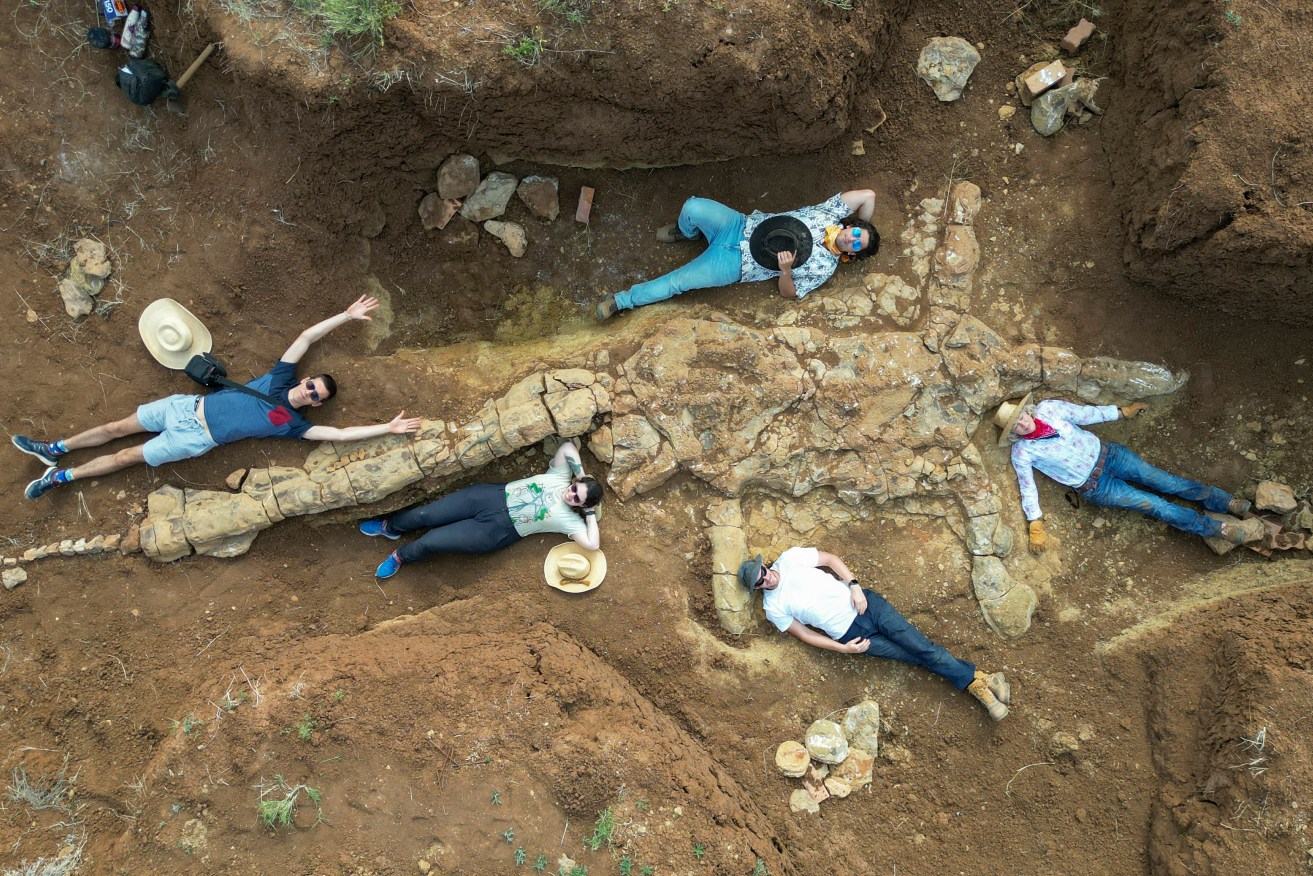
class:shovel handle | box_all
[173,42,218,92]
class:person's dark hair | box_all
[841,217,880,260]
[313,373,338,401]
[572,476,603,514]
[87,27,115,49]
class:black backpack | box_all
[115,58,178,106]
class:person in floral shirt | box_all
[596,189,880,319]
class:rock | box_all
[179,818,208,856]
[841,700,881,757]
[788,788,820,815]
[575,186,595,224]
[934,225,980,284]
[1021,60,1066,101]
[436,153,480,200]
[1031,83,1080,136]
[824,776,852,798]
[68,238,111,295]
[418,193,462,231]
[1013,61,1049,107]
[461,172,518,222]
[58,539,75,557]
[1051,731,1081,757]
[1255,481,1298,514]
[58,278,95,318]
[225,469,247,491]
[1072,77,1103,114]
[1061,18,1097,53]
[440,216,480,251]
[947,181,981,225]
[802,763,830,802]
[804,719,849,765]
[998,105,1016,120]
[916,37,981,102]
[972,555,1037,638]
[1202,512,1242,555]
[418,860,431,874]
[483,220,528,257]
[775,740,810,778]
[516,175,560,221]
[2,568,27,590]
[833,748,875,789]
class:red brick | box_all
[1022,60,1065,101]
[575,186,595,224]
[1061,18,1097,53]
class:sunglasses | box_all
[849,227,863,252]
[756,567,769,589]
[304,381,321,402]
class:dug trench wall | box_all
[1104,0,1313,325]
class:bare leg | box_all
[68,444,148,479]
[62,414,149,451]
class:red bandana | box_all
[1022,417,1057,440]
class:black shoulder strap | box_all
[211,375,282,407]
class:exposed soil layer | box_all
[1104,0,1313,324]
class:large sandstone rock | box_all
[461,172,518,222]
[916,37,981,102]
[1255,481,1297,514]
[516,175,560,221]
[775,741,809,778]
[833,748,874,789]
[804,719,848,765]
[484,220,528,257]
[842,700,881,757]
[972,555,1037,638]
[436,154,480,200]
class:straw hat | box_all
[138,298,212,370]
[992,391,1034,447]
[544,543,607,593]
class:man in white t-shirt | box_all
[738,547,1011,721]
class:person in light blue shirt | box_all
[15,295,421,500]
[995,394,1262,553]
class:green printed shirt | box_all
[504,461,587,539]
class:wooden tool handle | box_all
[174,42,218,91]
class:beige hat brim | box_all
[544,542,607,593]
[138,298,213,370]
[996,391,1034,447]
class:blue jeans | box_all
[390,483,521,565]
[614,197,745,310]
[1084,443,1231,539]
[836,590,976,690]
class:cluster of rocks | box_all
[1007,58,1103,137]
[417,153,560,258]
[57,238,113,317]
[1204,480,1313,557]
[1,531,133,590]
[774,701,882,814]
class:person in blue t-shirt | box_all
[15,295,422,499]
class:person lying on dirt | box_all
[360,439,602,579]
[996,394,1263,552]
[14,295,421,500]
[595,189,880,320]
[739,547,1011,722]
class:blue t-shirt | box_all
[203,360,313,445]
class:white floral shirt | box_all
[1009,399,1120,521]
[739,193,852,299]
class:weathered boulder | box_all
[775,741,809,778]
[972,555,1037,638]
[916,37,981,102]
[948,181,982,225]
[832,748,875,789]
[418,193,461,231]
[436,153,480,200]
[841,700,881,757]
[804,719,849,765]
[461,172,518,222]
[58,278,95,318]
[2,567,26,590]
[484,220,528,257]
[516,175,560,221]
[1255,481,1298,514]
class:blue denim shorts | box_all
[136,394,218,467]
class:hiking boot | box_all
[596,294,619,321]
[1227,497,1252,517]
[655,224,695,243]
[375,550,403,579]
[967,677,1009,721]
[12,435,61,467]
[24,467,62,500]
[359,519,399,540]
[1219,518,1264,545]
[979,670,1011,705]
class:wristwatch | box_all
[848,578,859,587]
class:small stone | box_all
[851,139,865,156]
[804,719,849,765]
[1075,807,1088,823]
[225,469,248,491]
[2,558,14,567]
[3,568,27,590]
[59,539,76,556]
[435,153,480,200]
[418,193,462,231]
[1031,83,1081,136]
[998,105,1016,120]
[775,740,810,777]
[1051,731,1081,757]
[1061,18,1097,53]
[1255,481,1298,514]
[789,788,820,814]
[516,175,560,221]
[823,776,852,798]
[58,278,95,318]
[802,763,830,802]
[418,859,431,874]
[26,308,37,323]
[833,748,875,789]
[483,220,528,257]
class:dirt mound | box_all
[134,595,789,875]
[1104,0,1313,324]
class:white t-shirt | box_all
[762,547,858,639]
[504,461,587,538]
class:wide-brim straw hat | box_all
[544,542,607,594]
[138,298,212,370]
[993,391,1034,447]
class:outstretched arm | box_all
[552,439,584,476]
[280,295,379,364]
[786,620,867,654]
[303,411,421,443]
[840,189,876,222]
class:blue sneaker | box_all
[12,435,60,467]
[24,467,61,500]
[359,519,399,540]
[375,551,403,579]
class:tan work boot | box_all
[1219,517,1264,545]
[596,294,619,321]
[979,670,1011,705]
[968,676,1009,721]
[1227,497,1252,517]
[655,224,696,243]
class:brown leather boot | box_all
[968,676,1009,721]
[1227,497,1252,517]
[1219,518,1264,544]
[596,294,619,321]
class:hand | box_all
[1028,520,1046,555]
[844,637,870,654]
[388,411,422,434]
[345,294,380,321]
[1120,402,1148,419]
[776,250,796,272]
[849,585,867,614]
